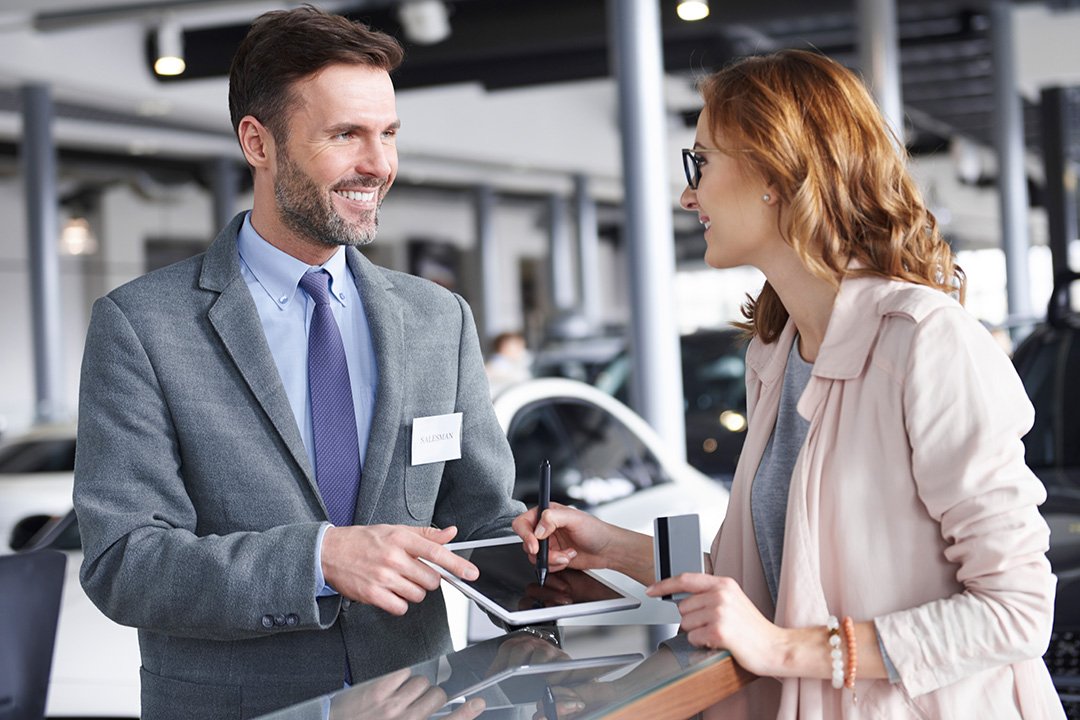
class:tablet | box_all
[429,536,641,625]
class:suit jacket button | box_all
[273,614,286,627]
[261,615,274,629]
[286,614,299,627]
[342,599,352,609]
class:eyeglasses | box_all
[681,147,726,190]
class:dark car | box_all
[533,328,748,481]
[1011,271,1080,714]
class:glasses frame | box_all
[681,147,726,190]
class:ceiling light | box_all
[677,0,710,21]
[59,218,98,256]
[154,16,185,76]
[398,0,451,45]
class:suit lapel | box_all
[201,216,319,496]
[347,248,404,525]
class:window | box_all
[0,439,76,474]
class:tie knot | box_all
[299,270,332,305]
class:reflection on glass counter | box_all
[256,627,741,720]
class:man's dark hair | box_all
[228,5,404,145]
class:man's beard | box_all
[273,146,381,249]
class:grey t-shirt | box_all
[751,338,813,606]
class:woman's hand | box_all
[511,502,621,573]
[646,574,789,677]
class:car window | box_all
[0,438,76,473]
[681,334,746,414]
[505,398,672,510]
[9,513,81,552]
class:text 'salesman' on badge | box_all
[411,412,463,466]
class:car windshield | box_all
[0,438,76,474]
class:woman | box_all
[513,49,1062,718]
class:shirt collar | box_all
[236,212,350,309]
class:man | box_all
[73,7,523,719]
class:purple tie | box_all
[299,270,360,528]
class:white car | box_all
[1,378,729,716]
[491,378,728,543]
[0,425,142,718]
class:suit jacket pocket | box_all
[404,462,443,521]
[140,666,241,720]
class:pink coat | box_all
[706,274,1063,719]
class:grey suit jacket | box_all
[73,214,524,720]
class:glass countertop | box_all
[257,626,733,720]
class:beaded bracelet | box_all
[842,615,858,703]
[826,615,844,689]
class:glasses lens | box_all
[682,150,700,189]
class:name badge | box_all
[411,412,463,466]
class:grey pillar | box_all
[608,0,686,460]
[856,0,904,142]
[474,185,500,342]
[990,0,1033,334]
[209,156,242,231]
[21,84,66,425]
[1040,87,1077,281]
[547,194,576,314]
[574,175,602,330]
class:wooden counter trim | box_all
[599,655,756,720]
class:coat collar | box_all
[199,213,246,292]
[745,272,939,386]
[198,214,407,522]
[201,213,316,491]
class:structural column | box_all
[21,84,66,424]
[209,156,242,232]
[856,0,904,142]
[547,194,576,315]
[574,174,602,330]
[1040,87,1077,282]
[474,184,500,342]
[990,0,1033,334]
[608,0,686,459]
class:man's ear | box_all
[237,115,275,170]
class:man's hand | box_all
[321,525,479,616]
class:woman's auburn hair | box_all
[700,49,965,343]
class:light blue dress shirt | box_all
[236,212,378,596]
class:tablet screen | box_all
[449,541,622,614]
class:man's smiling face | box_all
[272,62,399,249]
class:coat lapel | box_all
[200,215,318,496]
[346,248,405,525]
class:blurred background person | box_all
[485,331,532,397]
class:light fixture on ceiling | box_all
[59,217,98,256]
[398,0,451,45]
[153,15,186,76]
[676,0,710,21]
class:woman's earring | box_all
[762,193,772,203]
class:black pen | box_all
[542,683,559,720]
[536,459,551,586]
